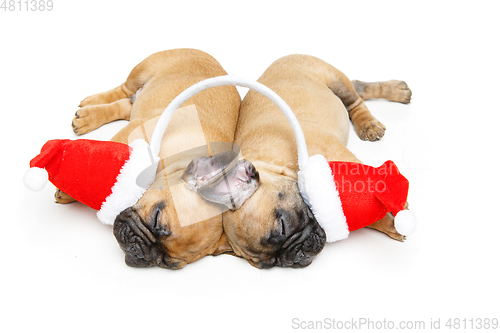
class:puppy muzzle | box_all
[276,222,326,268]
[113,207,184,269]
[113,208,159,267]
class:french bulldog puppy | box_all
[207,55,411,268]
[56,49,255,269]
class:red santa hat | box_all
[23,139,156,225]
[299,155,416,242]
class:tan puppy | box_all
[56,49,248,269]
[220,55,411,268]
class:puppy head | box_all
[113,152,260,269]
[222,168,326,269]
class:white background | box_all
[2,1,499,332]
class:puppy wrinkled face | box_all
[223,171,326,268]
[113,179,225,269]
[113,202,181,268]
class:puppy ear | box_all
[198,160,260,210]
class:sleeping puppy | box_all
[55,49,254,269]
[213,55,411,268]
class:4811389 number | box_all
[446,318,498,330]
[1,0,53,11]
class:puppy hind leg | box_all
[74,57,155,134]
[351,80,412,104]
[347,99,386,141]
[79,57,153,107]
[72,98,132,135]
[79,84,132,108]
[325,70,386,141]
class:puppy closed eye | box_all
[279,215,287,236]
[275,209,289,237]
[261,213,288,247]
[148,202,171,237]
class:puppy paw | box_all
[355,119,386,141]
[72,106,103,135]
[55,189,76,204]
[386,80,412,104]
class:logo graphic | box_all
[130,104,256,227]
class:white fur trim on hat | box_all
[298,155,349,243]
[97,139,158,225]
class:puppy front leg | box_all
[54,189,76,204]
[365,202,409,241]
[365,213,405,242]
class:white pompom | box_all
[23,167,49,191]
[394,210,417,236]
